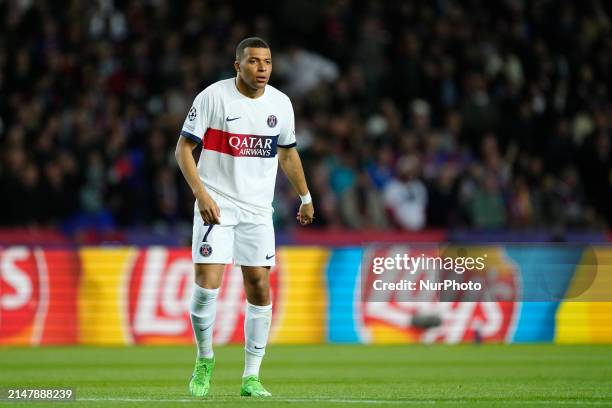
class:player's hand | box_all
[296,202,314,225]
[197,192,221,225]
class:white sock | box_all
[190,284,219,359]
[243,302,272,378]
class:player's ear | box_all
[234,60,240,72]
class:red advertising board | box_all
[0,247,79,345]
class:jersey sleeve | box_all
[180,91,210,143]
[277,98,297,148]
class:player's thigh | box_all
[233,216,275,267]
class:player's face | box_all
[236,47,272,91]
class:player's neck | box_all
[235,76,265,99]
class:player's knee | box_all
[245,274,269,292]
[249,291,270,306]
[251,288,270,306]
[194,264,223,288]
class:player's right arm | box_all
[175,137,220,224]
[175,90,220,225]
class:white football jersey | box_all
[181,78,296,214]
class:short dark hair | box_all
[235,37,270,60]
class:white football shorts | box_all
[191,189,276,266]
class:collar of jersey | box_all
[232,77,268,100]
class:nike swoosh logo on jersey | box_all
[226,116,241,122]
[265,254,275,260]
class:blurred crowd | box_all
[1,0,611,233]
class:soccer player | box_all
[175,37,314,398]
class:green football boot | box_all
[189,356,215,397]
[240,375,272,397]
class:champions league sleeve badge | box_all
[188,106,197,121]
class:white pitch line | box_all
[77,398,428,404]
[76,397,611,405]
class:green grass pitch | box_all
[1,344,611,407]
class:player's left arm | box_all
[277,147,314,225]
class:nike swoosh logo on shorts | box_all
[226,116,241,121]
[265,254,275,260]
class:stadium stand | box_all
[1,0,610,243]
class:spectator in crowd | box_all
[1,0,611,234]
[384,156,428,230]
[274,45,340,97]
[469,172,507,229]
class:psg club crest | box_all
[199,243,212,257]
[267,115,277,128]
